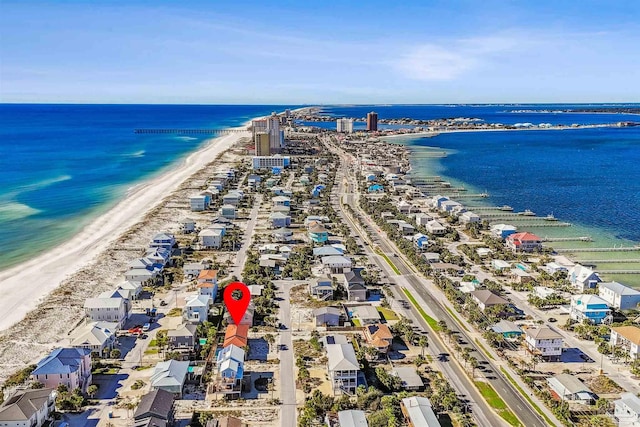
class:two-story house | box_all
[84,296,128,329]
[326,343,359,396]
[31,348,92,392]
[182,294,211,323]
[363,324,393,355]
[168,323,198,358]
[524,326,564,361]
[599,281,640,310]
[570,294,611,324]
[133,389,175,427]
[568,264,601,291]
[506,232,542,253]
[150,233,175,251]
[0,388,56,427]
[610,326,640,360]
[614,392,640,427]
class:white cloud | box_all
[395,35,520,81]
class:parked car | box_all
[160,300,167,306]
[142,323,151,332]
[548,317,557,322]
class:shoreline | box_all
[380,123,617,140]
[0,123,250,333]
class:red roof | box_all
[508,232,541,242]
[223,324,249,348]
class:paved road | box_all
[277,282,297,427]
[328,140,548,427]
[231,193,262,280]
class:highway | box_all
[327,140,548,427]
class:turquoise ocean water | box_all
[0,104,293,270]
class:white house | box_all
[425,220,446,235]
[84,296,128,329]
[117,280,142,299]
[180,218,196,233]
[460,211,481,224]
[568,264,601,291]
[414,213,432,226]
[199,228,224,249]
[190,194,208,211]
[524,326,563,360]
[322,255,353,274]
[183,262,207,278]
[183,294,211,323]
[150,360,190,397]
[547,374,597,404]
[491,223,517,240]
[610,326,640,360]
[150,233,175,251]
[326,343,359,395]
[599,281,640,310]
[125,268,157,285]
[0,388,57,427]
[401,396,440,427]
[614,392,640,427]
[70,321,118,357]
[543,262,568,275]
[219,204,237,220]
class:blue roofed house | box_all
[598,281,640,310]
[311,184,325,198]
[570,294,611,324]
[151,360,190,397]
[150,233,175,251]
[313,246,343,258]
[490,320,523,339]
[31,348,92,392]
[412,233,429,251]
[216,344,245,397]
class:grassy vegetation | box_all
[352,318,362,327]
[444,306,470,332]
[376,249,401,275]
[474,381,523,427]
[474,338,495,360]
[500,367,556,427]
[403,288,441,331]
[167,307,182,317]
[377,306,399,321]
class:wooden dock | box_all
[582,259,640,263]
[542,236,592,242]
[555,246,640,253]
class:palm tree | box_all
[417,335,429,357]
[264,334,275,352]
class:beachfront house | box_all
[599,281,640,310]
[460,211,481,224]
[326,343,359,395]
[524,326,563,361]
[190,194,209,212]
[570,294,611,324]
[117,280,142,299]
[610,326,640,360]
[0,388,57,427]
[151,233,175,251]
[491,223,517,240]
[125,267,157,285]
[568,264,601,291]
[183,294,211,323]
[70,321,118,357]
[506,232,542,253]
[180,218,196,233]
[313,307,342,327]
[84,295,128,329]
[31,348,92,392]
[614,392,640,427]
[199,228,224,249]
[150,360,190,398]
[547,374,597,404]
[401,396,440,427]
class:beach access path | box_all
[0,128,249,334]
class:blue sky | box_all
[1,0,639,104]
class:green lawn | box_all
[376,250,401,274]
[377,306,399,321]
[500,367,556,426]
[474,381,522,427]
[352,318,362,327]
[402,288,441,331]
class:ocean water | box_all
[0,104,292,270]
[318,104,640,285]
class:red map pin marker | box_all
[223,281,251,325]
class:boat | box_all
[519,209,536,216]
[499,205,513,211]
[544,214,558,221]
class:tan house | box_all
[363,324,393,354]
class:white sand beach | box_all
[0,128,249,333]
